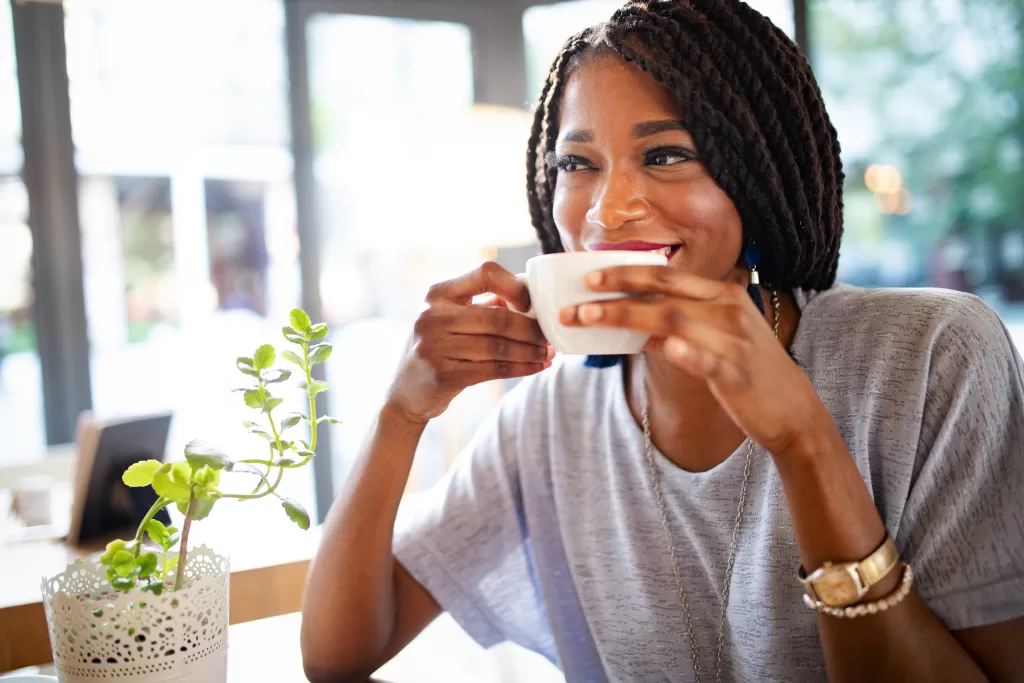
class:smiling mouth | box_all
[587,241,682,260]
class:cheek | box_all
[665,179,741,236]
[552,184,590,252]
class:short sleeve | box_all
[393,379,555,659]
[898,296,1024,629]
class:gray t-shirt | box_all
[394,285,1024,682]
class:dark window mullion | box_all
[12,0,91,446]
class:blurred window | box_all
[65,0,314,526]
[811,0,1024,347]
[0,0,46,463]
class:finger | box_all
[663,333,751,390]
[584,266,736,302]
[434,305,547,345]
[472,293,511,309]
[558,297,738,336]
[451,359,551,386]
[427,261,531,311]
[441,335,556,364]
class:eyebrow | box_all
[557,119,686,145]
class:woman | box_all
[301,1,1024,681]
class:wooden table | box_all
[4,612,563,682]
[227,613,562,682]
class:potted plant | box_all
[40,309,338,683]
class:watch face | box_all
[815,567,862,606]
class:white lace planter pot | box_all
[41,546,229,683]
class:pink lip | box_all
[586,240,676,251]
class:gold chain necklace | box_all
[640,290,779,683]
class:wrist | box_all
[772,410,843,466]
[381,399,432,430]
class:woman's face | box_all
[551,54,744,282]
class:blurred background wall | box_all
[1,0,1021,525]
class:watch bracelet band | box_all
[798,533,901,604]
[857,534,900,586]
[804,563,914,618]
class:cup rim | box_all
[526,250,669,265]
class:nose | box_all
[585,167,648,231]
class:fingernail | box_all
[546,345,556,361]
[585,271,603,287]
[578,304,603,323]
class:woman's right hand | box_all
[386,261,553,424]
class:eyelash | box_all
[544,146,697,173]
[642,145,698,166]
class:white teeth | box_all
[656,246,671,257]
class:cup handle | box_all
[509,273,537,320]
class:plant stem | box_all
[133,497,169,555]
[173,494,197,591]
[219,465,285,500]
[304,341,319,451]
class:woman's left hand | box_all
[560,265,831,456]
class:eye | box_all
[644,146,697,167]
[545,152,594,173]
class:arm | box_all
[300,262,551,682]
[300,402,440,683]
[570,267,1024,682]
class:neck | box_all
[625,287,800,472]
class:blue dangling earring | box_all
[745,242,766,316]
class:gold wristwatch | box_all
[798,534,900,608]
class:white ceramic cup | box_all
[515,250,668,355]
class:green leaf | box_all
[270,440,292,452]
[137,553,158,579]
[282,326,298,337]
[184,440,233,471]
[265,369,292,384]
[308,343,333,364]
[110,575,135,591]
[236,358,259,377]
[282,350,305,368]
[122,460,163,488]
[192,498,216,521]
[308,323,328,340]
[279,414,302,430]
[284,333,305,345]
[164,554,179,574]
[242,420,259,429]
[100,539,127,565]
[140,577,164,595]
[281,498,310,530]
[166,530,181,547]
[289,309,311,333]
[191,464,221,489]
[248,428,274,441]
[294,449,315,459]
[274,457,298,466]
[316,416,343,425]
[253,344,277,370]
[299,380,329,397]
[244,389,265,409]
[111,551,135,577]
[263,397,284,413]
[152,462,193,504]
[145,519,169,547]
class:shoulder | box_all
[796,284,1017,371]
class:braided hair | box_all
[526,0,845,292]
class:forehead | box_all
[558,54,684,132]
